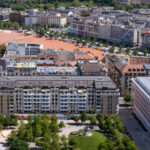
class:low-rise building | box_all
[0,76,120,115]
[132,77,150,133]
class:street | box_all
[119,108,150,150]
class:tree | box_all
[98,142,107,150]
[98,41,102,47]
[18,120,25,140]
[118,45,123,54]
[8,134,30,150]
[42,115,50,135]
[43,142,50,150]
[51,136,60,150]
[72,0,80,6]
[3,116,11,126]
[34,115,42,137]
[0,44,6,56]
[104,41,109,47]
[12,22,20,30]
[124,94,132,102]
[35,139,42,147]
[98,140,115,150]
[89,116,97,126]
[73,116,80,124]
[126,47,131,55]
[144,48,148,56]
[133,48,139,56]
[61,135,69,150]
[80,112,88,123]
[69,136,79,149]
[50,116,59,134]
[109,46,115,53]
[39,29,45,36]
[26,126,33,142]
[107,140,116,150]
[0,123,3,131]
[43,132,51,143]
[35,124,42,137]
[59,121,65,129]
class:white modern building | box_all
[5,42,43,58]
[132,77,150,132]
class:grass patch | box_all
[77,130,107,150]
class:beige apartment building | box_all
[0,76,120,115]
[105,54,146,95]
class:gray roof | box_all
[136,77,150,95]
[79,63,104,73]
[0,76,117,90]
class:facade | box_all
[25,11,67,27]
[5,42,43,58]
[68,21,139,46]
[0,76,120,115]
[9,11,26,24]
[129,56,150,64]
[132,77,150,133]
[68,22,111,40]
[141,31,150,49]
[37,65,78,75]
[110,25,138,46]
[0,8,12,21]
[47,16,67,27]
[105,54,146,95]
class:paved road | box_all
[119,108,150,150]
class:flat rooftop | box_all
[136,77,150,95]
[0,76,118,90]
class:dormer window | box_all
[133,68,136,71]
[128,68,131,71]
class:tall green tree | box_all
[80,112,88,123]
[144,48,148,56]
[18,120,25,140]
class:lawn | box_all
[77,130,107,150]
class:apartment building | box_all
[47,15,67,27]
[129,56,150,64]
[0,8,12,21]
[25,11,67,27]
[68,20,139,46]
[9,11,26,24]
[37,65,78,75]
[105,54,146,95]
[0,76,120,115]
[141,31,150,49]
[5,42,43,58]
[110,25,138,46]
[68,22,111,40]
[132,77,150,133]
